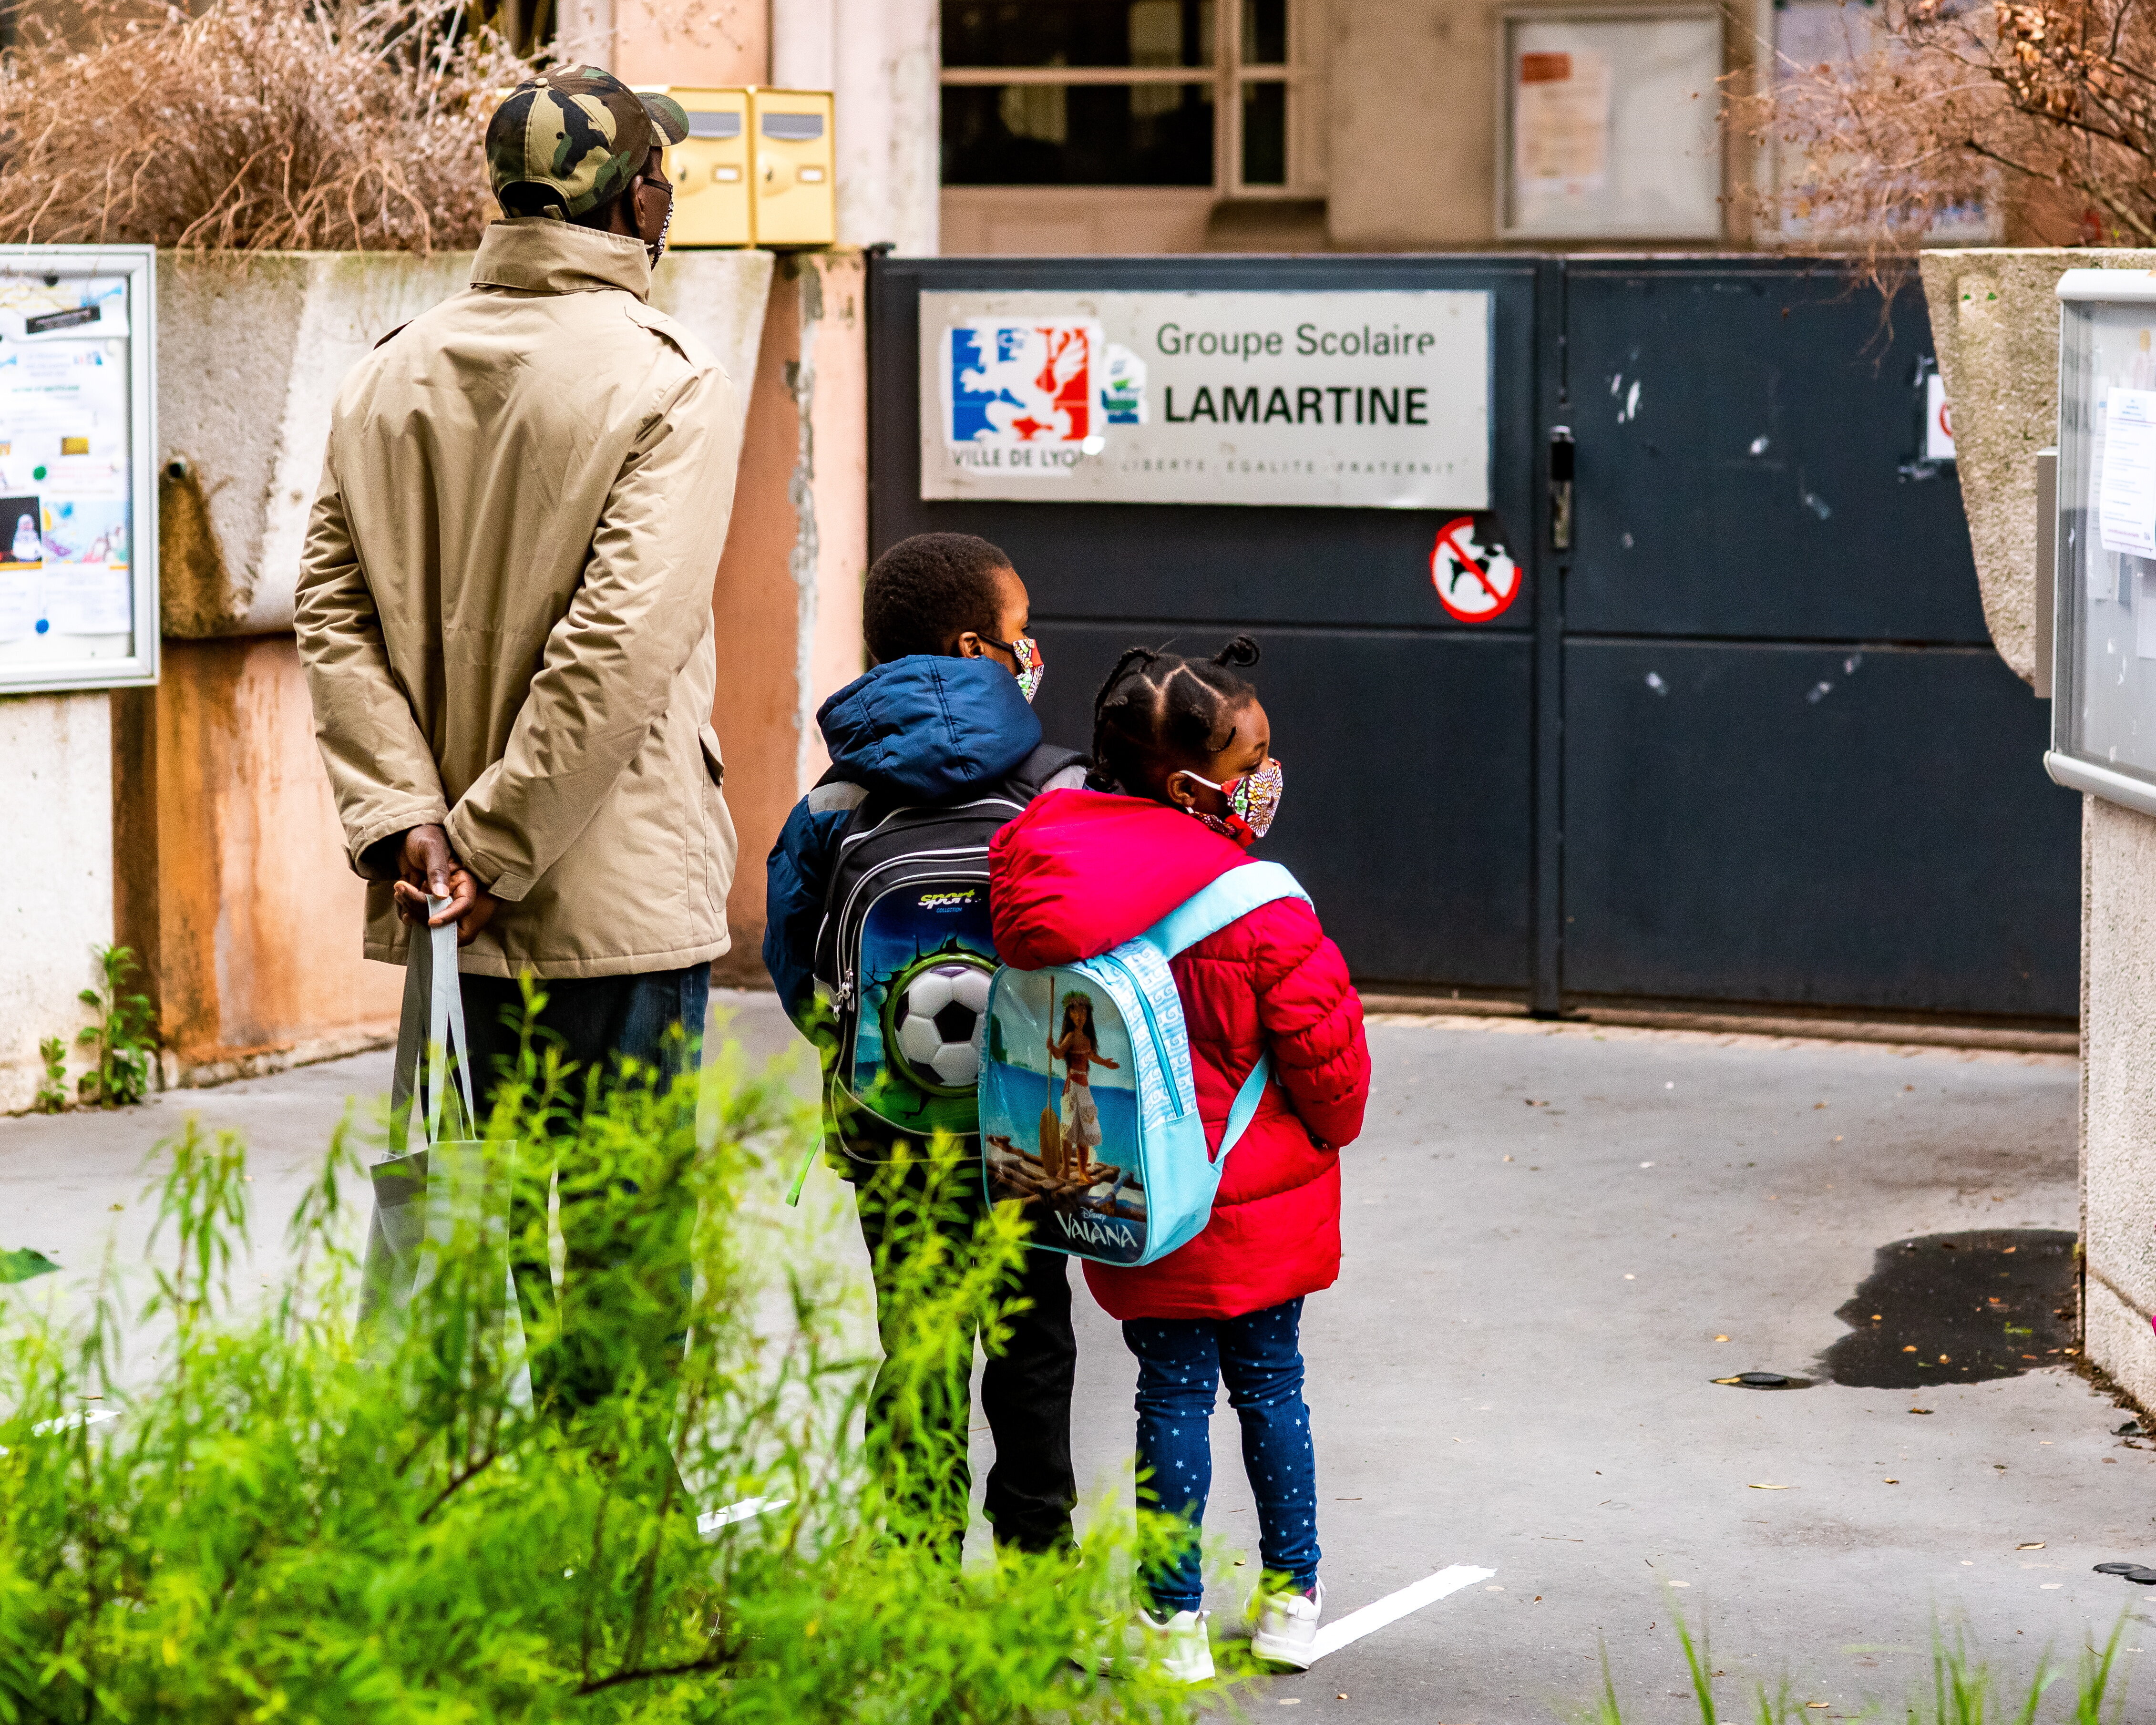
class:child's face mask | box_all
[985,634,1045,703]
[1181,756,1285,843]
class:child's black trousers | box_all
[851,1154,1078,1559]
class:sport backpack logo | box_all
[978,862,1309,1266]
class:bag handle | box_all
[389,897,476,1153]
[1139,861,1310,961]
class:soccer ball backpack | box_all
[812,742,1086,1163]
[978,861,1310,1266]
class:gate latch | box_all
[1549,426,1575,551]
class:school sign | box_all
[917,288,1492,509]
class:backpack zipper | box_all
[832,858,992,1017]
[811,805,1018,965]
[837,796,1025,854]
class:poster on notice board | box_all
[0,247,157,696]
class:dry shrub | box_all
[0,0,536,252]
[1735,0,2156,256]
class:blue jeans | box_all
[1124,1297,1320,1614]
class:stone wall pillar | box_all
[0,695,114,1113]
[2082,797,2156,1404]
[709,249,869,983]
[561,0,768,86]
[771,0,940,254]
[1920,247,2156,1408]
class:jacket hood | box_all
[817,655,1043,802]
[989,789,1251,968]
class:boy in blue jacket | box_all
[765,532,1083,1560]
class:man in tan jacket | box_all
[296,68,739,1105]
[297,70,740,1415]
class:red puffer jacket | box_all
[989,789,1370,1321]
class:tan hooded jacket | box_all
[295,219,741,979]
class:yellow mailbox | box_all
[641,86,752,247]
[749,88,836,246]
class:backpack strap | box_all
[1139,861,1310,961]
[1219,1051,1273,1158]
[1001,742,1090,801]
[807,778,870,816]
[1146,864,1305,1166]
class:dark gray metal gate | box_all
[868,253,2079,1025]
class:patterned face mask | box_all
[1182,756,1285,843]
[985,634,1045,703]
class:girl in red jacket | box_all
[988,637,1371,1681]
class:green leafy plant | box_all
[73,944,154,1109]
[1577,1603,2129,1725]
[0,1030,1211,1722]
[32,1035,66,1113]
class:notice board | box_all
[0,246,157,695]
[2045,270,2156,814]
[917,288,1493,509]
[1497,7,1724,241]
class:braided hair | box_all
[1089,636,1262,794]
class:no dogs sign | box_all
[1430,516,1520,622]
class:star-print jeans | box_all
[1123,1297,1320,1614]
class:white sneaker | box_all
[1115,1607,1215,1684]
[1247,1577,1324,1669]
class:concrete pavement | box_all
[0,993,2140,1723]
[1141,1014,2124,1723]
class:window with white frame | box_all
[940,2,1315,195]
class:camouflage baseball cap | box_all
[485,68,690,220]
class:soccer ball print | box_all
[886,955,993,1095]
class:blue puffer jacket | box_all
[762,655,1044,1026]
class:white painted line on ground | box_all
[30,1408,120,1437]
[697,1494,791,1538]
[1308,1564,1497,1663]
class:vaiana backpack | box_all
[811,742,1088,1165]
[976,861,1310,1266]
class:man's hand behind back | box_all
[387,823,499,947]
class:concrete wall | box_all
[112,639,401,1085]
[1917,249,2156,687]
[772,0,940,254]
[158,253,472,637]
[2,239,872,1109]
[1325,0,1496,248]
[1910,246,2156,1405]
[564,0,768,85]
[2082,796,2156,1405]
[0,695,113,1114]
[158,249,771,641]
[105,248,780,1088]
[709,250,869,983]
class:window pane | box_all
[1242,0,1287,64]
[1240,79,1286,184]
[943,82,1217,184]
[943,0,1216,69]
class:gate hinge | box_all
[1549,426,1575,552]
